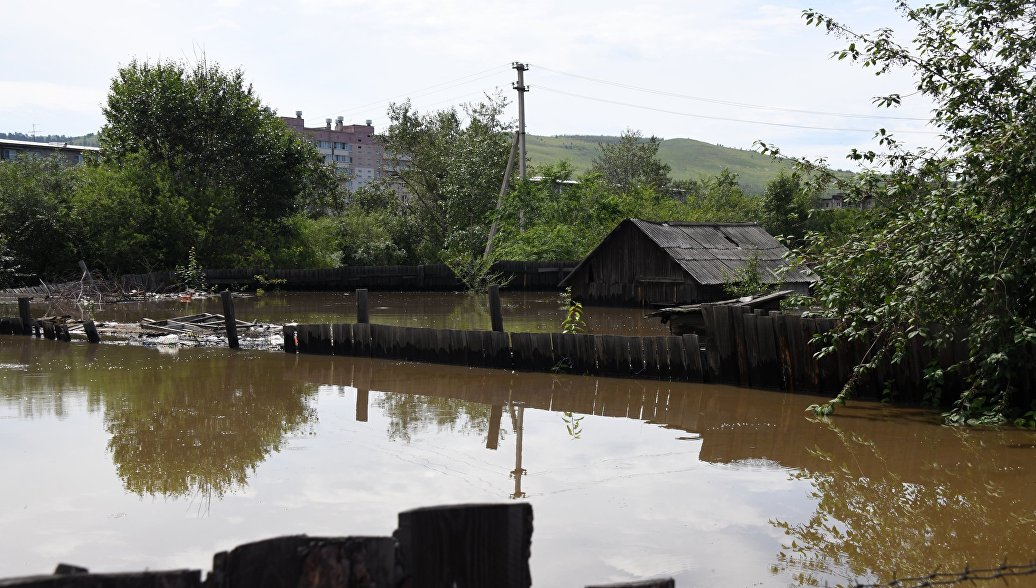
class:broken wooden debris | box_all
[139,313,255,335]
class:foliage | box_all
[0,234,18,288]
[443,250,509,293]
[761,171,813,245]
[589,129,672,192]
[760,1,1036,423]
[493,164,762,261]
[722,254,769,298]
[561,288,586,335]
[0,155,80,279]
[338,182,421,266]
[379,94,514,262]
[175,246,207,291]
[101,57,339,268]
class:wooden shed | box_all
[559,219,817,306]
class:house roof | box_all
[561,219,817,287]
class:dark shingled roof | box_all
[562,219,817,287]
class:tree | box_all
[0,155,80,279]
[760,171,812,244]
[589,129,672,192]
[101,58,338,268]
[762,1,1036,424]
[0,234,18,288]
[379,95,514,265]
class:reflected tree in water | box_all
[770,420,1036,587]
[99,356,318,501]
[375,393,496,444]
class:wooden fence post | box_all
[356,289,369,324]
[83,321,100,344]
[220,291,239,349]
[396,503,532,588]
[488,285,504,332]
[17,298,31,335]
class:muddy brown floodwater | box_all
[2,291,671,336]
[1,294,1035,586]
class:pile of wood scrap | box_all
[646,290,795,336]
[140,313,255,335]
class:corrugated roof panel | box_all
[720,225,781,249]
[631,219,817,285]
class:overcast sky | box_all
[2,0,940,165]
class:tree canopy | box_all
[379,95,514,264]
[101,59,339,268]
[767,0,1036,424]
[589,129,672,192]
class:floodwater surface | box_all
[1,291,670,336]
[1,336,1034,586]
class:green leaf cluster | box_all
[788,0,1036,424]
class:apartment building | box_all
[0,138,99,164]
[281,112,385,192]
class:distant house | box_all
[0,138,99,164]
[559,219,816,306]
[818,192,875,210]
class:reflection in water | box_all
[375,392,494,443]
[3,336,1036,586]
[770,419,1036,587]
[103,359,317,501]
[0,342,317,501]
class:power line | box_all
[335,64,512,117]
[536,85,940,135]
[532,63,931,122]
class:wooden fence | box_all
[119,260,576,293]
[0,503,675,588]
[285,303,973,403]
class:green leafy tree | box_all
[762,1,1036,423]
[0,234,18,288]
[0,155,80,279]
[761,171,812,244]
[71,154,197,272]
[101,58,338,268]
[589,129,672,192]
[380,95,514,264]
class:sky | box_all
[1,0,941,165]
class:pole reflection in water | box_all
[2,337,1035,587]
[510,403,526,500]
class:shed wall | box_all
[568,223,699,306]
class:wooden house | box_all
[559,219,816,306]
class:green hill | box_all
[527,134,817,194]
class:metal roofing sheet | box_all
[632,219,817,285]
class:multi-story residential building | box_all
[0,138,99,164]
[281,112,385,192]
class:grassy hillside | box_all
[527,134,813,194]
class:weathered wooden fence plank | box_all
[396,504,532,588]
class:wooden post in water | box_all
[220,291,239,349]
[356,288,369,324]
[83,321,100,344]
[488,285,504,332]
[486,404,503,450]
[355,388,369,422]
[17,298,31,335]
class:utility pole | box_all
[512,62,529,181]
